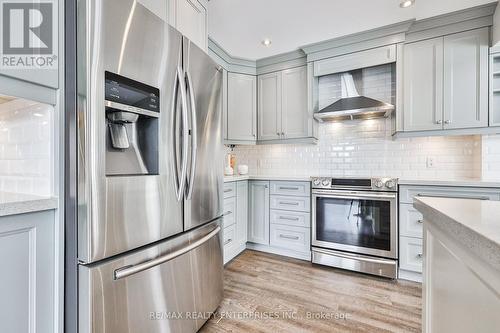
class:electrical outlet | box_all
[426,157,435,168]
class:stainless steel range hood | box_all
[314,72,394,122]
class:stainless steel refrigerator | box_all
[76,0,224,332]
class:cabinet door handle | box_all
[224,238,232,245]
[224,189,232,193]
[416,253,423,259]
[279,234,299,240]
[224,211,232,216]
[281,132,285,136]
[279,186,300,190]
[436,120,442,124]
[279,201,299,206]
[416,219,423,224]
[416,193,490,200]
[444,120,451,124]
[279,216,300,221]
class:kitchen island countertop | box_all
[414,196,500,271]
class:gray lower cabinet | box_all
[258,65,314,142]
[226,72,257,143]
[403,27,489,132]
[398,184,500,282]
[247,180,311,260]
[248,180,270,245]
[223,181,249,264]
[0,210,56,333]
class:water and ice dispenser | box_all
[104,71,159,176]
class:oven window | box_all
[316,197,391,251]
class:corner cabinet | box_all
[248,181,270,245]
[226,73,257,143]
[403,27,489,132]
[258,65,315,142]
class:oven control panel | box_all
[311,177,398,192]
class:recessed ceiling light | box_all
[261,38,272,47]
[400,0,414,8]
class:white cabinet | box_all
[403,28,489,132]
[227,73,257,142]
[258,72,281,141]
[223,180,248,264]
[258,65,312,141]
[248,181,270,245]
[403,37,444,131]
[443,29,489,129]
[168,0,208,50]
[0,210,56,333]
[281,66,309,139]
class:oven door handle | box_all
[313,191,397,200]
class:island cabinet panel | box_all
[0,210,56,333]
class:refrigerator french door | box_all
[76,0,224,332]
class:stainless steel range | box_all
[311,177,398,278]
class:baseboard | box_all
[246,242,311,261]
[223,243,246,265]
[398,269,422,283]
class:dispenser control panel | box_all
[105,71,160,112]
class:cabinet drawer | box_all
[270,181,310,197]
[270,195,310,212]
[223,224,236,249]
[223,197,236,228]
[270,224,310,254]
[223,182,236,198]
[399,236,423,273]
[270,209,310,228]
[399,185,500,204]
[400,203,424,238]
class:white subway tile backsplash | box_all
[0,98,53,196]
[482,134,500,181]
[227,118,482,180]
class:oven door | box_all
[312,190,397,259]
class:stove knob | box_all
[321,179,330,186]
[313,178,321,186]
[385,180,395,189]
[374,180,383,188]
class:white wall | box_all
[493,1,500,47]
[0,98,53,196]
[228,118,482,180]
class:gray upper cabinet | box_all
[258,65,311,142]
[403,37,444,131]
[248,181,270,245]
[281,66,309,139]
[443,28,489,129]
[227,72,257,142]
[258,71,282,141]
[403,28,489,132]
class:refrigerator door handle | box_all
[113,225,221,280]
[185,71,197,200]
[175,66,189,201]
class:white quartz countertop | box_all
[399,178,500,188]
[224,174,500,188]
[224,175,311,182]
[0,192,58,217]
[414,197,500,271]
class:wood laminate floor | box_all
[201,250,421,333]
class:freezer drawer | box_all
[79,221,223,333]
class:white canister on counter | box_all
[237,165,248,175]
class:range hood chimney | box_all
[314,72,394,122]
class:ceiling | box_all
[208,0,497,60]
